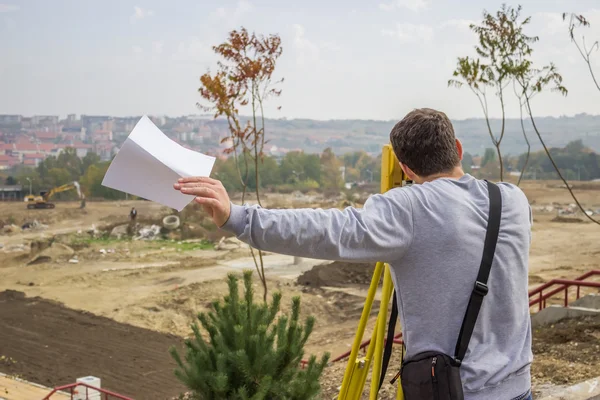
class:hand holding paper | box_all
[102,116,216,211]
[173,176,232,227]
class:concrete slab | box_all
[572,294,600,310]
[531,305,600,328]
[538,376,600,400]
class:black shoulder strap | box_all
[379,291,398,390]
[453,180,502,364]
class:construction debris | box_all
[134,225,161,241]
[215,236,244,250]
[3,244,26,252]
[162,215,180,230]
[110,224,130,239]
[2,224,20,234]
[27,243,75,265]
[21,220,48,231]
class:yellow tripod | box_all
[338,144,409,400]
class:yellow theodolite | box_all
[338,144,411,400]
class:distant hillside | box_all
[221,113,600,157]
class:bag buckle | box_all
[474,281,488,296]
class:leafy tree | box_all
[198,27,283,301]
[4,176,17,185]
[81,152,101,175]
[170,271,329,400]
[280,152,321,185]
[81,162,122,199]
[47,167,71,189]
[562,13,599,92]
[512,80,532,186]
[481,148,497,167]
[510,15,600,225]
[56,148,82,181]
[462,152,474,173]
[320,148,343,190]
[449,5,537,181]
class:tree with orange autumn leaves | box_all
[198,28,283,301]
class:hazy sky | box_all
[1,0,599,121]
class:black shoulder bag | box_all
[380,180,502,400]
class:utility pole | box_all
[25,177,32,195]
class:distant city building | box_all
[0,154,19,170]
[31,115,59,126]
[0,184,22,201]
[23,153,46,167]
[82,115,111,133]
[0,115,22,124]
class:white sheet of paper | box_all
[102,115,216,211]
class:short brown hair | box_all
[389,108,460,177]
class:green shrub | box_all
[170,270,330,400]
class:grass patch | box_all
[68,235,214,251]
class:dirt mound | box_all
[296,261,377,288]
[531,314,600,386]
[0,290,186,399]
[551,216,585,223]
[28,242,75,265]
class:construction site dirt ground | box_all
[0,180,599,399]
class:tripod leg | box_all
[369,265,395,400]
[338,261,385,400]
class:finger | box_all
[194,197,221,208]
[180,186,219,198]
[178,182,220,190]
[178,176,220,185]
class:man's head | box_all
[390,108,463,182]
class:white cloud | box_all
[132,45,143,54]
[3,16,16,30]
[130,6,154,23]
[293,24,322,65]
[210,7,226,19]
[0,4,18,12]
[440,19,475,33]
[152,41,164,55]
[172,38,213,63]
[379,0,430,12]
[381,23,434,43]
[209,0,252,26]
[535,12,566,36]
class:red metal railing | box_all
[43,382,133,400]
[528,270,600,311]
[300,332,404,367]
[301,270,600,367]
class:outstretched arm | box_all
[174,177,414,263]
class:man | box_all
[129,207,137,221]
[173,108,533,400]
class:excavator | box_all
[25,181,82,209]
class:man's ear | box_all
[399,162,418,181]
[456,138,463,160]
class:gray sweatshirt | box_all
[222,173,533,400]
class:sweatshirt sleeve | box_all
[220,189,414,263]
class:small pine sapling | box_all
[170,270,330,400]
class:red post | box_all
[539,291,542,311]
[564,286,568,307]
[577,285,580,300]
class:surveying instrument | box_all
[338,144,410,400]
